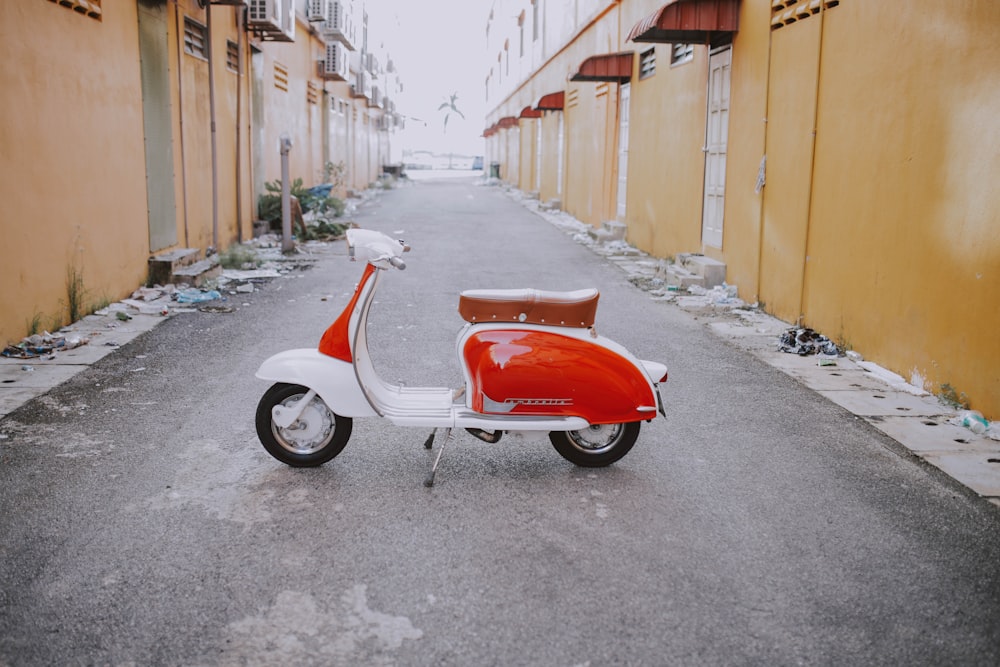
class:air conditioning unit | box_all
[318,41,349,81]
[321,1,355,50]
[248,0,294,42]
[350,70,372,100]
[307,0,329,22]
[368,85,382,109]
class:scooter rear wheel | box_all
[549,422,640,467]
[256,383,352,467]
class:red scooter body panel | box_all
[463,329,654,424]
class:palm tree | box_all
[438,92,465,169]
[438,92,465,132]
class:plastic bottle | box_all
[960,410,989,435]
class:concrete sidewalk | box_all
[3,178,998,508]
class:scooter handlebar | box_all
[347,229,409,269]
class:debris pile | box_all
[2,332,88,359]
[686,283,744,307]
[778,327,840,356]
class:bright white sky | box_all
[366,0,491,156]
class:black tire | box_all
[549,422,640,467]
[255,383,352,467]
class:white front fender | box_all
[255,349,377,418]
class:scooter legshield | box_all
[255,348,377,418]
[462,329,656,424]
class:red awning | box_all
[519,106,542,119]
[569,52,634,83]
[534,91,565,111]
[627,0,740,43]
[497,116,519,129]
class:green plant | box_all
[219,244,260,270]
[321,161,346,189]
[312,220,349,239]
[26,312,43,337]
[258,178,345,224]
[66,264,85,323]
[937,383,970,410]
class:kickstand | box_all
[424,428,452,488]
[422,430,436,450]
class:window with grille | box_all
[671,42,693,66]
[183,17,208,60]
[532,0,539,41]
[48,0,102,21]
[639,48,656,79]
[771,0,840,30]
[226,40,239,73]
[307,81,319,105]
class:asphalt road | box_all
[2,176,1000,666]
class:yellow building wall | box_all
[486,0,1000,415]
[257,20,327,194]
[517,118,538,193]
[798,0,1000,413]
[169,3,253,251]
[758,16,821,321]
[624,44,708,257]
[538,112,563,203]
[715,0,771,300]
[0,2,151,345]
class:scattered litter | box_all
[176,288,222,304]
[683,283,745,307]
[778,327,840,356]
[116,311,132,322]
[235,283,255,293]
[955,410,990,435]
[198,304,235,314]
[855,361,930,396]
[21,365,34,372]
[221,268,282,281]
[817,355,838,367]
[104,341,120,347]
[2,332,90,358]
[131,367,146,373]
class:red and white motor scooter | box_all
[255,229,667,485]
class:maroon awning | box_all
[497,116,519,129]
[627,0,740,43]
[534,91,565,111]
[569,52,633,83]
[519,106,542,119]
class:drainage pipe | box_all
[280,135,294,253]
[206,2,219,251]
[173,0,190,248]
[235,5,245,242]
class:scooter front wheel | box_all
[256,383,352,467]
[549,422,640,467]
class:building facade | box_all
[484,0,1000,417]
[0,0,401,348]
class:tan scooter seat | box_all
[458,288,599,328]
